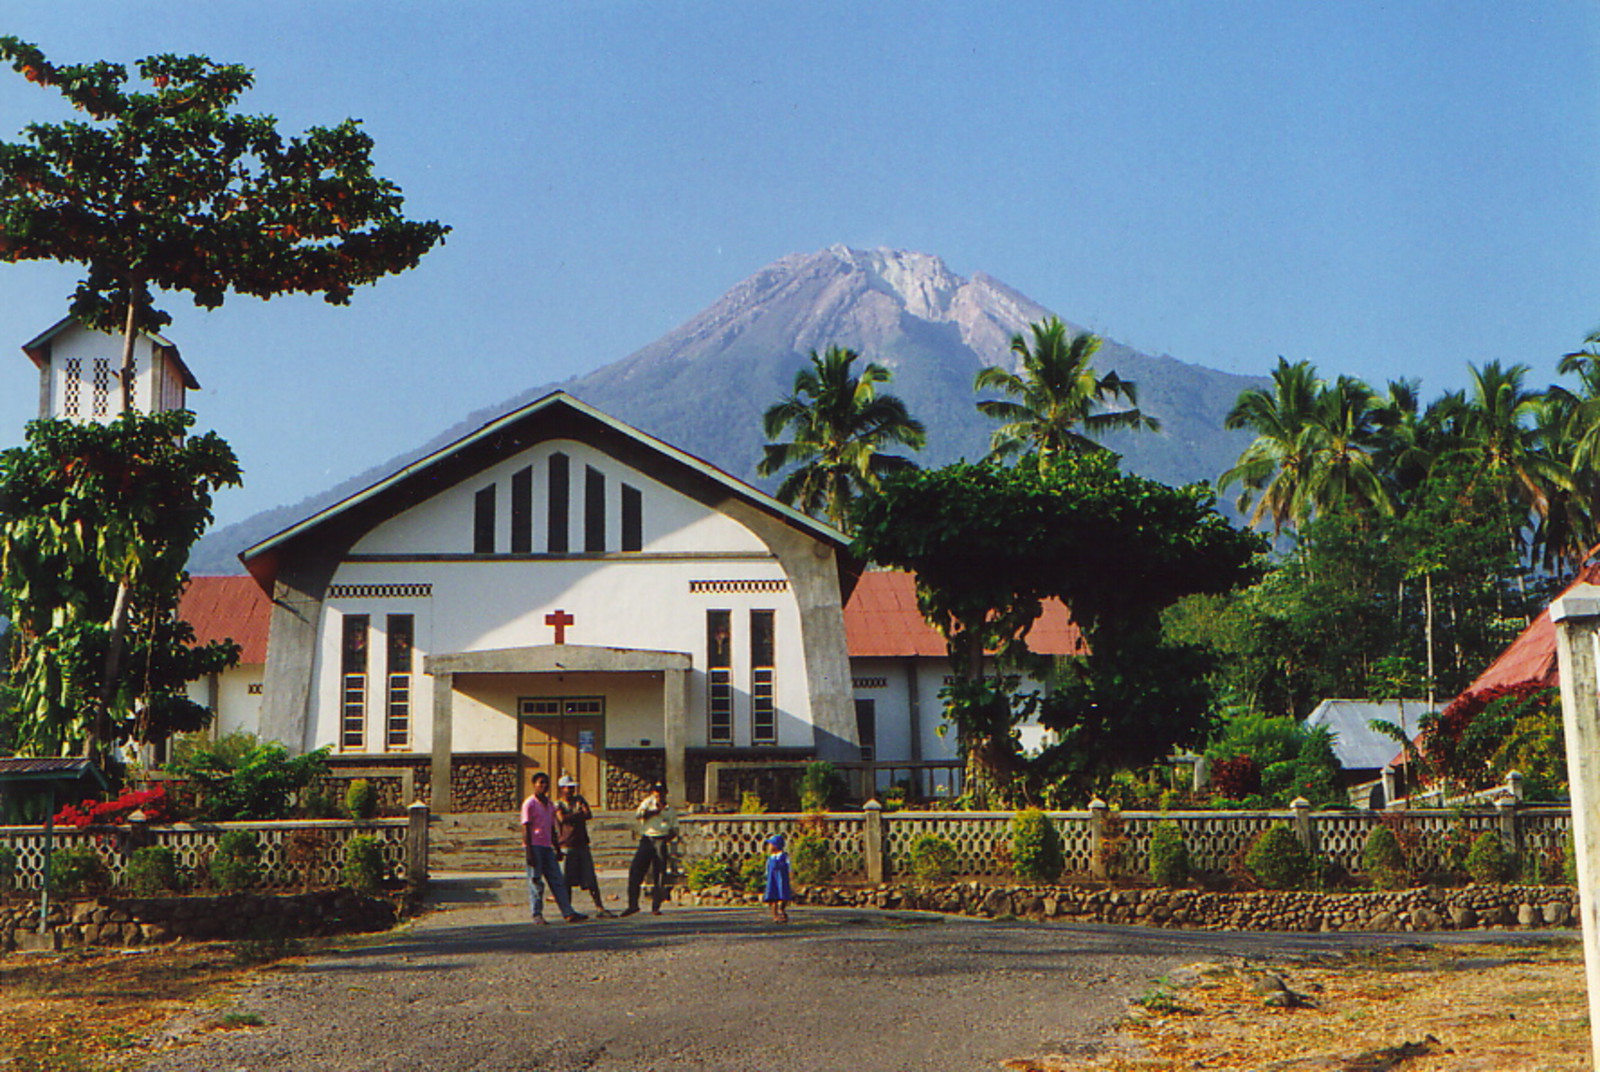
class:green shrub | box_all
[738,791,764,814]
[1010,808,1063,883]
[1147,821,1189,887]
[344,779,378,820]
[1465,831,1509,884]
[909,834,958,881]
[1244,825,1315,889]
[1360,826,1407,889]
[0,844,15,892]
[167,733,330,821]
[209,830,262,891]
[1565,833,1578,886]
[684,857,733,890]
[50,845,109,897]
[799,761,838,812]
[741,854,769,893]
[791,834,834,884]
[341,835,386,894]
[125,846,180,896]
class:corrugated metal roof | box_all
[179,575,272,664]
[1465,559,1600,695]
[843,570,1086,658]
[1304,698,1430,770]
[0,757,108,787]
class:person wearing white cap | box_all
[555,774,611,916]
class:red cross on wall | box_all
[545,609,574,644]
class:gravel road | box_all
[139,877,1443,1072]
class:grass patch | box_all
[215,1011,265,1029]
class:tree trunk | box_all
[1424,572,1436,708]
[118,296,138,415]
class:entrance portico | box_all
[425,643,692,810]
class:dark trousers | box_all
[563,843,603,907]
[627,836,671,911]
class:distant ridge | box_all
[190,246,1264,573]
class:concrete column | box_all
[1192,755,1210,792]
[663,667,689,805]
[406,801,430,887]
[1088,798,1109,880]
[905,659,922,763]
[1549,585,1600,1069]
[1494,795,1520,859]
[430,672,455,813]
[1380,766,1398,808]
[1505,769,1525,802]
[1290,797,1315,855]
[863,799,887,884]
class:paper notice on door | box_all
[578,729,597,754]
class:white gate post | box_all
[1549,585,1600,1069]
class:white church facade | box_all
[239,391,861,810]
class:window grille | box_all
[707,609,733,744]
[341,614,369,750]
[853,676,888,690]
[385,614,414,750]
[689,579,788,594]
[751,610,776,744]
[63,358,81,417]
[91,358,110,418]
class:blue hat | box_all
[766,833,785,848]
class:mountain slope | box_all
[190,246,1262,573]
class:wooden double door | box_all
[519,696,604,798]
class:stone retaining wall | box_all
[0,888,400,952]
[678,880,1579,933]
[450,755,518,812]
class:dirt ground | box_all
[1008,938,1593,1072]
[0,928,1591,1071]
[0,937,312,1072]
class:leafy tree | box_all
[974,316,1157,468]
[758,346,926,529]
[0,36,449,410]
[851,454,1263,799]
[165,732,330,820]
[0,411,241,758]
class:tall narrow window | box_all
[62,358,82,417]
[585,466,606,552]
[621,484,643,552]
[547,452,570,553]
[473,485,496,554]
[385,614,414,750]
[707,610,733,744]
[340,614,370,750]
[91,358,111,418]
[751,610,776,745]
[855,699,877,763]
[510,466,533,553]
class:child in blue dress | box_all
[763,833,792,923]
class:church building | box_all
[240,391,862,811]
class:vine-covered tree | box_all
[852,454,1263,801]
[758,345,926,529]
[0,36,449,409]
[0,411,242,757]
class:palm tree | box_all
[1453,360,1567,518]
[1217,358,1323,533]
[758,346,927,529]
[973,317,1159,469]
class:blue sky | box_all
[1,2,1596,527]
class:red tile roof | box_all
[844,570,1086,659]
[1465,559,1600,694]
[179,575,272,664]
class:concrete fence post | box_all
[1549,585,1600,1070]
[1191,756,1210,792]
[1290,797,1315,855]
[862,799,886,884]
[1380,766,1399,807]
[1505,770,1525,803]
[1088,798,1109,880]
[1494,794,1520,860]
[406,801,430,887]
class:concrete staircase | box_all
[429,810,640,873]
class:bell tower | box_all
[22,317,198,422]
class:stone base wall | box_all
[679,881,1580,933]
[450,754,519,812]
[0,888,400,951]
[606,749,664,809]
[687,748,814,807]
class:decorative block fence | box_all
[680,801,1573,884]
[0,804,430,893]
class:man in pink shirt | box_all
[522,771,586,923]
